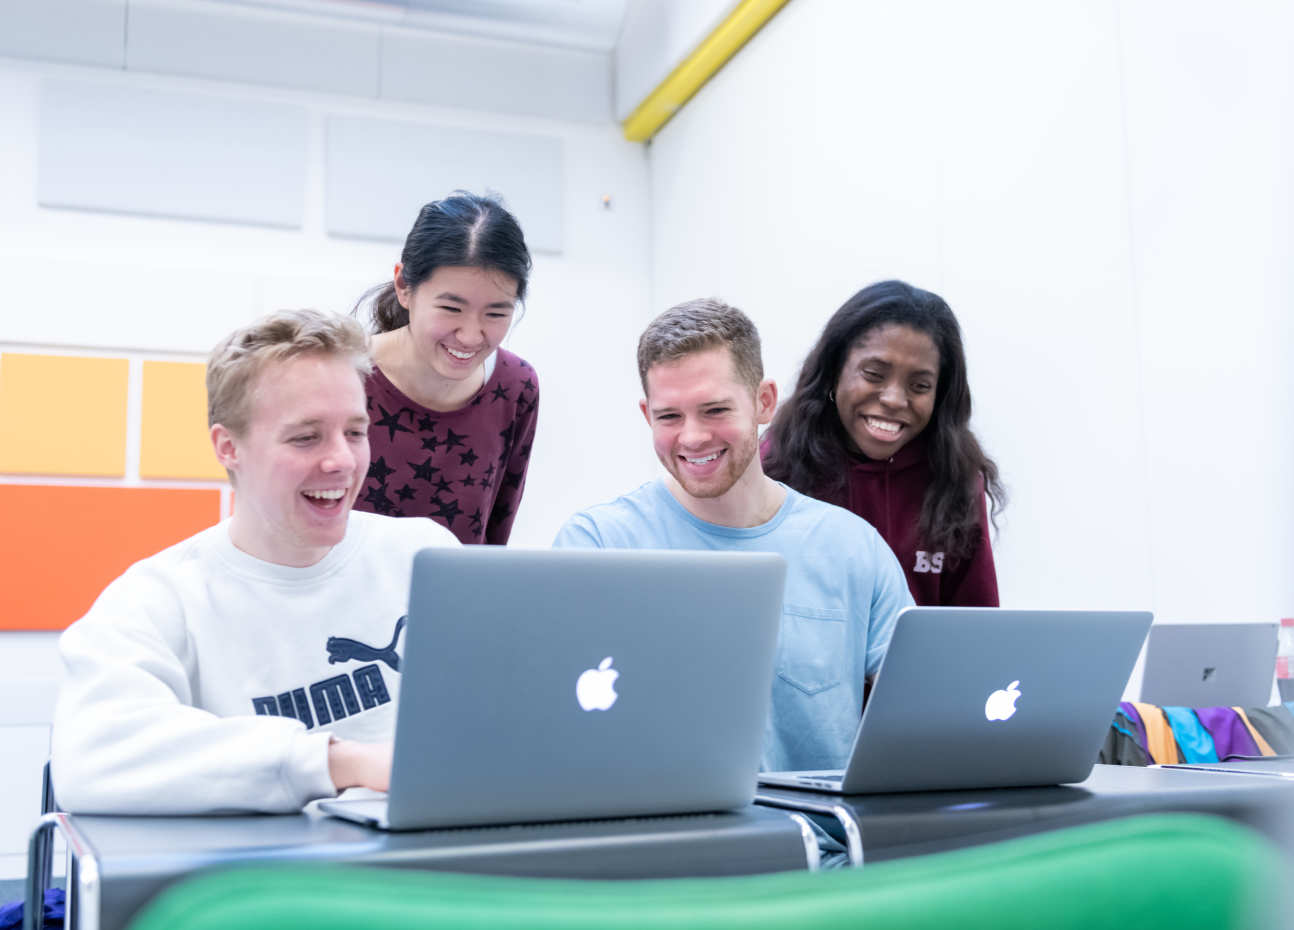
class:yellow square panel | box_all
[0,353,128,476]
[140,360,225,480]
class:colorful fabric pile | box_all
[1100,701,1294,765]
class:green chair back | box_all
[128,813,1283,930]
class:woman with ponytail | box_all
[353,192,538,544]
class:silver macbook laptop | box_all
[759,607,1153,794]
[321,547,786,830]
[1138,621,1278,708]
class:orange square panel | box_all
[0,485,221,630]
[140,360,225,480]
[0,353,129,476]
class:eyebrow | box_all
[648,396,735,416]
[281,415,369,431]
[434,291,516,310]
[857,355,937,378]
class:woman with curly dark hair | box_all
[762,280,1005,606]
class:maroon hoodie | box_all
[763,432,999,607]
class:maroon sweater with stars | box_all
[761,432,999,607]
[354,348,539,544]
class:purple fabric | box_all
[1118,701,1150,753]
[1194,706,1261,759]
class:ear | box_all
[211,423,240,473]
[754,379,778,426]
[393,263,411,308]
[639,397,652,427]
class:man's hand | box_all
[328,739,392,793]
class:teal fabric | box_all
[1162,706,1219,763]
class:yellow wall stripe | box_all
[0,353,128,476]
[140,360,226,480]
[622,0,793,143]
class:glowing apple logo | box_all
[576,656,619,711]
[984,680,1022,722]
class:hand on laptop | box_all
[328,738,393,793]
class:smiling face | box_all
[834,323,940,460]
[641,345,777,504]
[396,264,518,383]
[212,353,371,567]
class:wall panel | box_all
[38,81,309,229]
[0,353,128,476]
[0,485,222,631]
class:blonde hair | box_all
[207,309,371,436]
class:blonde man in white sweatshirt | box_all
[52,309,458,814]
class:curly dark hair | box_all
[763,280,1004,560]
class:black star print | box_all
[409,457,440,483]
[417,414,437,432]
[459,448,479,467]
[522,378,535,393]
[460,474,476,488]
[367,456,396,484]
[519,359,530,369]
[363,485,394,514]
[444,428,467,451]
[470,395,484,407]
[498,426,513,445]
[482,462,496,483]
[433,476,455,496]
[469,508,483,530]
[373,403,412,442]
[490,384,509,403]
[420,434,443,453]
[431,497,463,527]
[502,469,524,490]
[493,503,513,523]
[519,442,532,460]
[395,484,416,502]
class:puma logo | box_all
[327,616,406,672]
[1202,667,1216,682]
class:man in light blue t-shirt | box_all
[554,298,913,774]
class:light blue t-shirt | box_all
[553,479,914,772]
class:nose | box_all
[456,314,486,349]
[678,416,712,448]
[319,431,357,474]
[879,380,907,409]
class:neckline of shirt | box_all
[650,478,799,538]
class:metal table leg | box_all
[26,812,99,930]
[755,794,864,866]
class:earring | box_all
[828,389,836,403]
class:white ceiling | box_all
[210,0,632,51]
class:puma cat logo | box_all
[326,615,406,672]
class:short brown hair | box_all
[636,298,763,393]
[207,309,371,436]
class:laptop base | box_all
[759,771,847,793]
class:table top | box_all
[755,763,1294,862]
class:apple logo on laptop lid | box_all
[984,680,1021,722]
[576,657,619,711]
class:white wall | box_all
[646,0,1294,621]
[0,50,654,875]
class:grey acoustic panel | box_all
[126,4,381,97]
[325,116,563,254]
[0,0,126,67]
[38,81,308,229]
[380,29,611,124]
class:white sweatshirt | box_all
[52,511,458,815]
